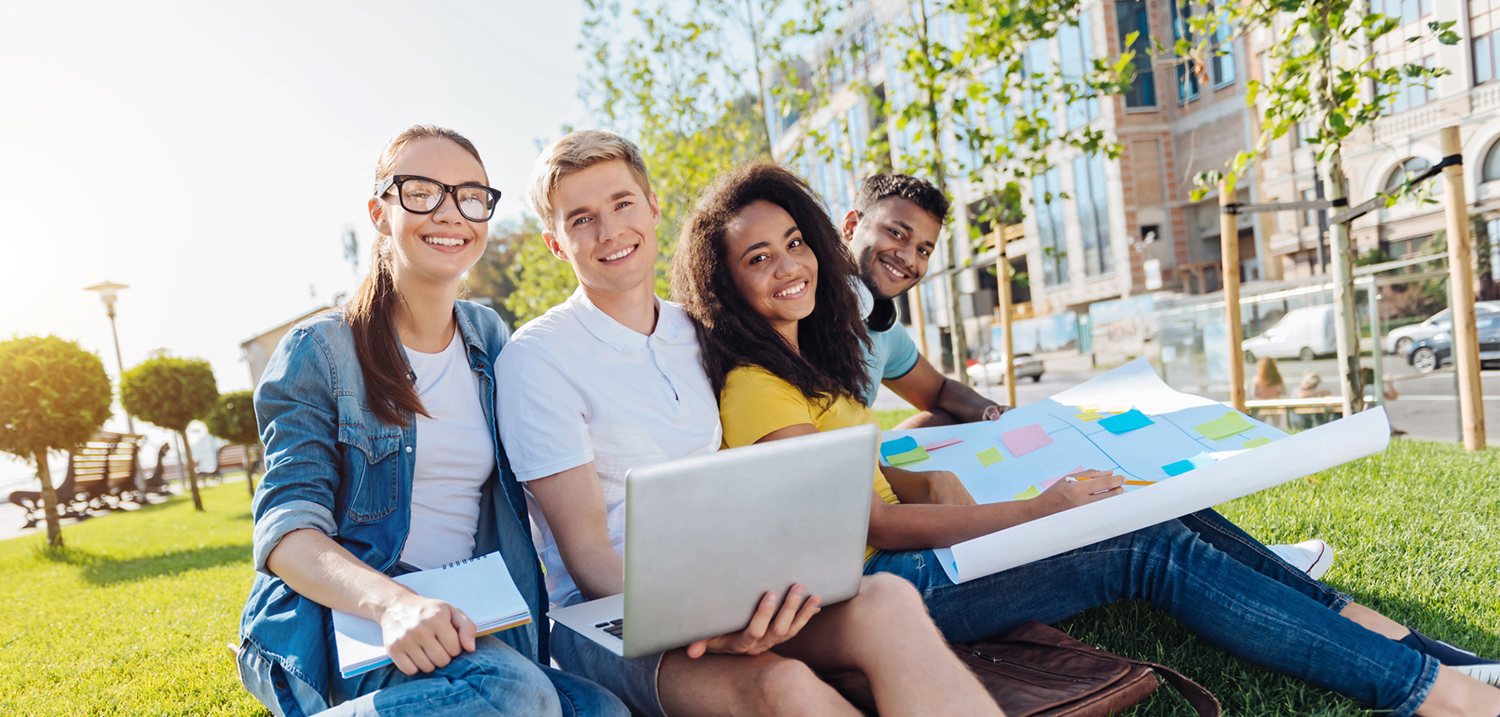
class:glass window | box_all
[1170,1,1200,103]
[1115,0,1156,107]
[1032,169,1069,286]
[1478,33,1496,85]
[1484,140,1500,182]
[1072,154,1112,277]
[1212,6,1236,87]
[1302,188,1320,228]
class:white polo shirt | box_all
[495,288,722,607]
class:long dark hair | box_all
[348,125,485,427]
[671,162,872,403]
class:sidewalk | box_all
[0,476,249,542]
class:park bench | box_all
[67,432,145,513]
[202,444,258,484]
[1245,397,1346,430]
[6,453,89,529]
[129,443,174,503]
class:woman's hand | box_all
[1035,469,1124,516]
[923,470,978,506]
[377,590,478,675]
[685,584,821,658]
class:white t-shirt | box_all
[398,331,495,570]
[496,289,721,607]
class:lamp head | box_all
[85,281,129,316]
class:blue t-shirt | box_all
[856,280,921,406]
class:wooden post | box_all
[1440,126,1486,450]
[994,226,1017,407]
[910,284,931,359]
[1220,180,1246,412]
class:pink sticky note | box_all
[1040,465,1086,491]
[921,438,963,452]
[1000,424,1053,457]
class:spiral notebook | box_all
[331,551,532,678]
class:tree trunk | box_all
[243,444,256,498]
[179,430,204,511]
[34,450,63,548]
[1310,4,1363,416]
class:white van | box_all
[1242,305,1336,362]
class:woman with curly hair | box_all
[670,161,1500,717]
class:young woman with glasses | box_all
[671,162,1500,717]
[237,125,626,717]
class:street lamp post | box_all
[85,280,137,435]
[86,280,142,487]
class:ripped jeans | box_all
[863,510,1441,717]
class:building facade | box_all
[769,0,1266,359]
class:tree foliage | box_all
[0,336,113,459]
[204,390,258,447]
[0,335,113,547]
[578,0,775,293]
[1187,0,1458,198]
[121,356,217,511]
[205,389,260,497]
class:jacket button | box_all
[405,446,413,453]
[273,680,286,690]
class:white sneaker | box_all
[1267,539,1335,580]
[1453,662,1500,686]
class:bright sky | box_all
[0,0,587,484]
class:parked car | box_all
[1242,305,1336,362]
[1405,314,1500,373]
[967,349,1045,385]
[1384,302,1500,356]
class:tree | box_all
[463,218,577,329]
[1189,0,1456,413]
[120,357,218,511]
[204,390,259,498]
[0,336,113,547]
[578,0,775,293]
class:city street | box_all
[873,353,1500,445]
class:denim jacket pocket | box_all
[335,412,402,523]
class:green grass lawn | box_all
[3,434,1498,716]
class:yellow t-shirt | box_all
[719,366,899,561]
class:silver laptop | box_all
[549,424,877,659]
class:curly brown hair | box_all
[671,162,873,402]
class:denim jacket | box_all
[237,301,547,717]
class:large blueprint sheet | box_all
[879,359,1390,583]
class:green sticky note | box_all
[1075,411,1104,421]
[1242,437,1273,448]
[1195,411,1257,441]
[887,446,930,466]
[976,446,1004,466]
[1013,485,1042,500]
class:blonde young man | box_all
[495,130,1002,717]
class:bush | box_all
[204,390,260,496]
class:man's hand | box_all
[922,470,977,506]
[685,585,821,658]
[981,403,1008,421]
[377,591,478,675]
[1035,469,1124,517]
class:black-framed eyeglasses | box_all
[376,175,502,222]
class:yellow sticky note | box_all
[1075,411,1104,421]
[1013,485,1042,500]
[977,447,1004,466]
[1242,437,1273,448]
[1105,405,1131,414]
[1077,403,1102,412]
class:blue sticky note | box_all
[880,436,919,459]
[1098,408,1154,434]
[1162,459,1196,476]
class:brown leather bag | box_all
[823,621,1221,716]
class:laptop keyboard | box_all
[594,619,624,638]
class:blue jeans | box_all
[865,517,1442,717]
[303,635,627,717]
